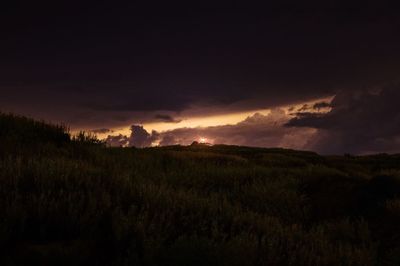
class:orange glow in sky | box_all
[199,137,207,143]
[91,96,333,140]
[142,109,271,132]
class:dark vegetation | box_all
[1,112,400,265]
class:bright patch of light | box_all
[199,137,207,143]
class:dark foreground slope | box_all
[1,113,400,265]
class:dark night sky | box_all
[1,1,400,153]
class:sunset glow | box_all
[142,109,271,133]
[87,95,334,142]
[199,137,207,143]
[3,4,400,263]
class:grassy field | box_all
[1,112,400,265]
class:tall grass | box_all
[0,112,400,265]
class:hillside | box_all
[1,112,400,265]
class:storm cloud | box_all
[1,3,400,154]
[286,86,400,154]
[105,85,400,155]
[1,3,400,131]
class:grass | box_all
[1,112,400,265]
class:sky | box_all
[1,1,400,154]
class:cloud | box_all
[104,86,400,155]
[297,104,311,112]
[91,128,113,134]
[3,4,400,135]
[106,109,315,150]
[159,134,178,146]
[129,125,156,148]
[154,114,182,123]
[286,86,400,154]
[105,125,160,147]
[313,101,331,110]
[105,134,129,147]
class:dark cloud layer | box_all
[1,3,400,154]
[287,86,400,154]
[1,3,400,130]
